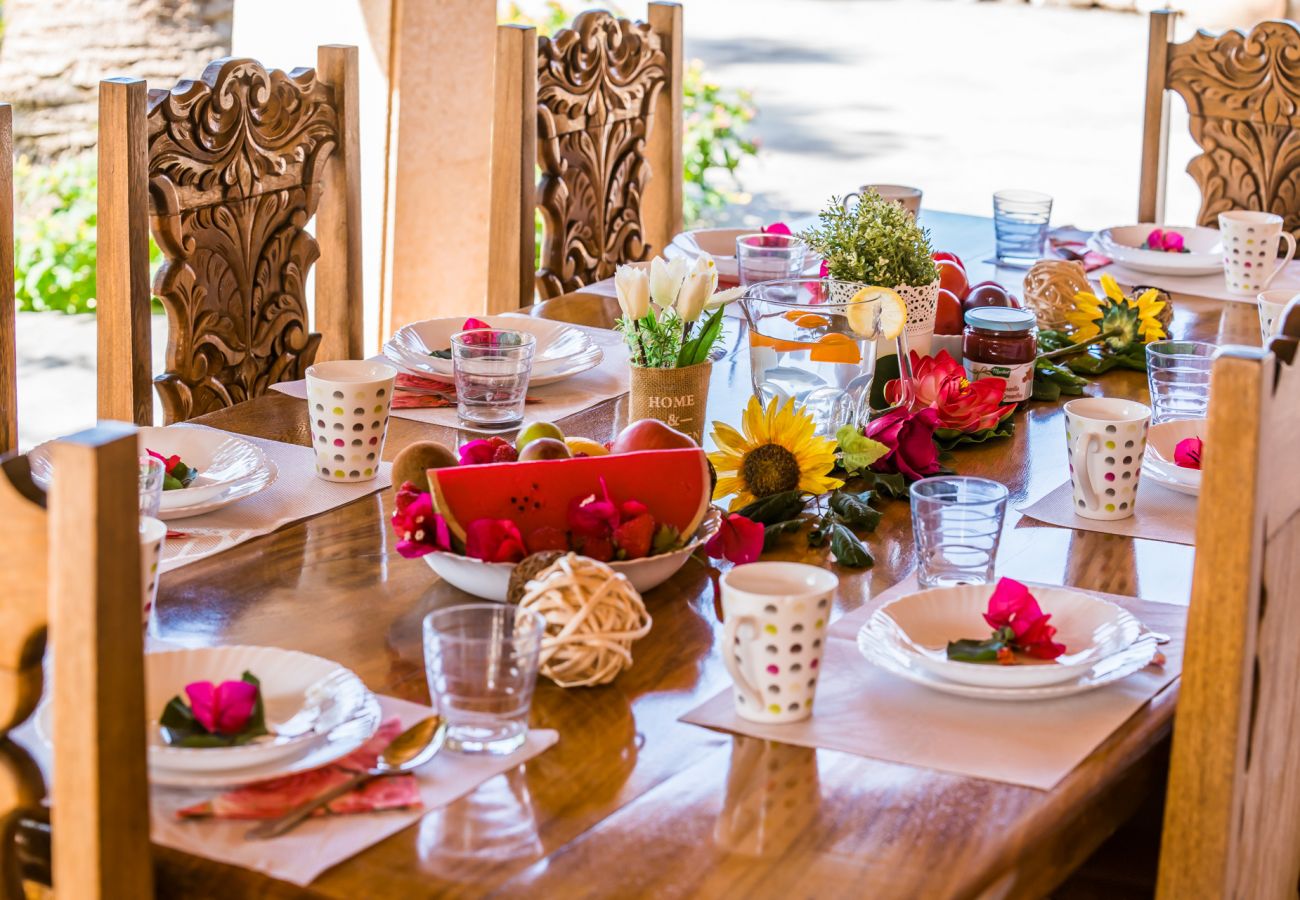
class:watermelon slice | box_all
[429,448,711,544]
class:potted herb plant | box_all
[615,255,740,442]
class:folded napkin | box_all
[1019,478,1197,546]
[1048,237,1111,272]
[176,718,419,820]
[389,372,540,410]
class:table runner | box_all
[273,322,630,431]
[682,576,1184,791]
[1018,478,1197,546]
[160,426,393,573]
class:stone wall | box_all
[0,0,233,157]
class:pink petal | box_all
[212,680,258,735]
[762,222,792,236]
[706,514,765,564]
[184,681,218,733]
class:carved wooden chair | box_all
[1140,11,1300,237]
[1,103,15,454]
[97,45,364,424]
[0,424,152,898]
[488,3,683,311]
[1156,305,1300,896]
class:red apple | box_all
[963,281,1018,311]
[934,288,965,335]
[932,251,965,271]
[610,419,697,454]
[935,259,969,301]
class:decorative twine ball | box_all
[1023,259,1090,329]
[517,552,652,688]
[1131,284,1176,332]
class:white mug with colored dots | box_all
[1063,398,1151,521]
[1219,211,1297,296]
[306,360,397,483]
[721,562,838,724]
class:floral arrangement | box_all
[706,396,879,568]
[883,351,1015,447]
[1174,437,1202,469]
[1145,228,1187,253]
[159,672,268,747]
[427,317,493,358]
[945,579,1066,664]
[1037,274,1168,375]
[147,448,199,490]
[615,255,740,368]
[799,191,938,288]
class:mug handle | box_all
[1263,231,1298,289]
[1071,432,1100,510]
[842,192,861,210]
[722,615,764,710]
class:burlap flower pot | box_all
[628,360,712,443]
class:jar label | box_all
[965,358,1033,402]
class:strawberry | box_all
[620,499,649,521]
[614,513,654,560]
[491,440,518,463]
[581,535,615,562]
[526,526,568,554]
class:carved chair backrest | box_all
[1,104,15,454]
[1156,305,1300,897]
[1140,12,1300,238]
[488,3,683,310]
[0,424,151,900]
[97,45,363,424]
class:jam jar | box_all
[962,307,1038,403]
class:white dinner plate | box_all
[667,227,823,281]
[384,315,600,384]
[864,584,1141,689]
[1142,418,1204,497]
[28,426,277,520]
[857,624,1159,701]
[1089,224,1223,276]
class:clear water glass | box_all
[452,330,536,429]
[910,476,1009,588]
[993,189,1052,268]
[1146,340,1216,423]
[423,603,545,755]
[736,234,807,287]
[139,455,165,519]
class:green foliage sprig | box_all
[800,191,938,288]
[735,487,879,569]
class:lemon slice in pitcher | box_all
[846,286,907,339]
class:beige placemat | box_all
[682,576,1183,791]
[13,694,557,887]
[1100,258,1300,304]
[160,426,392,573]
[273,323,630,430]
[1018,478,1197,546]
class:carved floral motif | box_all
[536,11,666,298]
[146,58,338,421]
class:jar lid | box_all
[964,306,1036,332]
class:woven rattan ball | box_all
[517,553,652,688]
[1023,259,1090,329]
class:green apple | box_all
[516,420,564,451]
[517,437,571,461]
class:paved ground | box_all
[13,0,1207,449]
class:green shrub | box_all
[13,154,99,314]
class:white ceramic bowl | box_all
[865,583,1141,689]
[1142,418,1205,497]
[423,507,722,601]
[384,315,601,384]
[1089,224,1222,276]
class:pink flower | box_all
[464,518,527,563]
[1146,229,1186,253]
[459,317,494,346]
[885,350,1015,433]
[863,407,942,481]
[458,437,517,465]
[185,679,259,736]
[567,478,621,540]
[391,484,452,558]
[761,222,792,236]
[705,514,765,565]
[983,578,1065,660]
[818,259,829,278]
[1174,436,1203,469]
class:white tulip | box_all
[649,256,688,310]
[614,265,651,321]
[676,254,718,323]
[706,286,744,310]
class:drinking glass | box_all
[139,455,165,518]
[1146,340,1216,422]
[306,359,397,482]
[1257,289,1297,342]
[992,189,1052,268]
[423,603,545,755]
[910,476,1009,588]
[736,234,807,287]
[452,330,536,429]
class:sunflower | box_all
[1066,273,1167,352]
[708,397,844,511]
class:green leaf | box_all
[652,523,682,555]
[828,489,882,531]
[678,307,725,367]
[933,419,1015,451]
[835,425,889,476]
[762,519,804,550]
[807,512,833,548]
[427,348,452,359]
[735,490,808,525]
[159,696,196,731]
[945,637,1008,662]
[830,523,873,568]
[865,471,909,499]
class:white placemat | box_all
[161,425,392,573]
[272,323,630,430]
[1018,478,1197,546]
[682,577,1183,791]
[1099,259,1300,304]
[13,694,557,887]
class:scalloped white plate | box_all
[1142,419,1203,497]
[384,315,601,384]
[1090,225,1222,276]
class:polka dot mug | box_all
[1063,398,1151,521]
[1219,211,1297,297]
[720,562,838,724]
[140,516,166,626]
[305,360,398,483]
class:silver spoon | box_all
[246,716,446,840]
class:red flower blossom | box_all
[567,478,621,540]
[705,513,765,565]
[185,679,258,736]
[464,518,527,563]
[885,350,1015,433]
[761,222,792,236]
[863,406,942,481]
[1174,437,1202,470]
[391,484,452,559]
[458,437,517,465]
[982,578,1065,660]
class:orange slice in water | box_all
[809,333,861,364]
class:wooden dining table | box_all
[150,211,1252,899]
